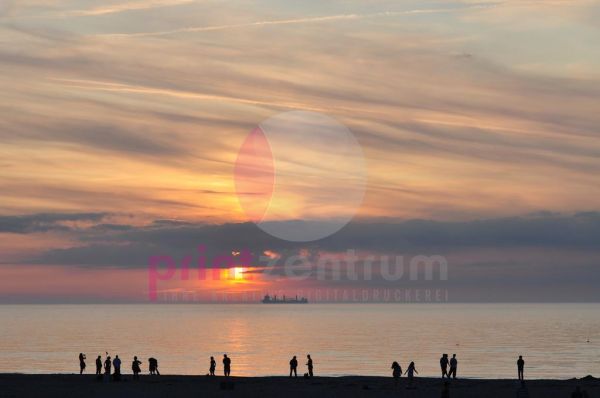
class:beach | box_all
[0,374,597,398]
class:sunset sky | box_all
[1,0,599,302]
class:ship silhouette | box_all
[261,294,308,304]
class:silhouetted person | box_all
[149,357,160,375]
[104,356,112,376]
[113,355,121,381]
[79,353,86,375]
[440,354,449,378]
[132,356,142,380]
[209,356,216,376]
[517,356,525,380]
[571,386,586,398]
[306,355,313,377]
[95,355,102,376]
[441,381,450,398]
[448,354,458,379]
[391,361,402,384]
[223,354,231,377]
[404,361,418,387]
[289,356,298,377]
[516,381,529,398]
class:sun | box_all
[233,267,245,281]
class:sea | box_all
[0,303,599,378]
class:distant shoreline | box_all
[0,374,597,398]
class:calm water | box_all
[0,304,599,378]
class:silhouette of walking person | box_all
[289,356,298,377]
[517,355,525,381]
[448,354,458,379]
[306,354,313,378]
[404,361,418,388]
[95,355,102,376]
[149,357,160,375]
[113,355,121,381]
[78,353,86,375]
[391,361,402,384]
[209,356,216,376]
[223,354,231,377]
[440,354,449,378]
[104,355,112,377]
[132,356,142,380]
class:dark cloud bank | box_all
[1,211,598,265]
[2,211,599,301]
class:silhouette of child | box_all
[210,356,216,376]
[78,353,86,375]
[391,361,402,379]
[132,356,142,379]
[404,361,418,387]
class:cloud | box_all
[1,0,598,225]
[65,0,196,17]
[19,211,600,267]
[94,7,480,37]
[0,212,109,233]
[0,0,16,19]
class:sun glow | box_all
[232,267,245,281]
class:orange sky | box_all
[1,0,599,302]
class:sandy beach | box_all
[0,374,597,398]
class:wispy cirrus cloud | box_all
[96,5,499,38]
[65,0,196,17]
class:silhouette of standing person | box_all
[306,355,313,378]
[289,356,298,377]
[223,354,231,377]
[104,355,112,376]
[209,356,216,376]
[448,354,458,379]
[404,361,418,387]
[113,355,121,381]
[132,356,142,380]
[95,355,102,376]
[79,353,86,375]
[391,361,402,384]
[517,355,525,381]
[440,354,449,378]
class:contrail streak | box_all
[97,5,497,38]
